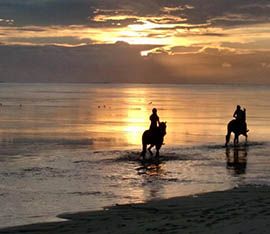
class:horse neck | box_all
[159,127,166,136]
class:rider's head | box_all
[152,108,157,114]
[237,105,241,110]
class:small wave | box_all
[107,141,270,164]
[93,137,117,143]
[73,160,92,164]
[112,151,200,164]
[23,167,54,172]
[68,191,102,196]
[1,167,71,178]
[114,151,141,162]
[2,138,94,146]
[22,166,70,177]
[70,140,270,166]
[241,141,267,147]
[220,141,268,149]
[178,141,269,151]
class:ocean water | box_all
[0,83,270,228]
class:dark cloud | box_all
[0,0,92,26]
[175,32,228,37]
[0,0,160,26]
[0,0,269,27]
[88,18,142,28]
[168,0,270,27]
[170,45,202,54]
[15,27,48,32]
[5,36,93,45]
[0,44,270,84]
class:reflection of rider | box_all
[233,105,248,132]
[149,108,160,132]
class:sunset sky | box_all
[0,0,270,83]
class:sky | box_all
[0,0,270,83]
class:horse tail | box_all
[141,130,148,159]
[225,120,233,146]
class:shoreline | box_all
[1,185,270,234]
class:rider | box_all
[233,105,248,132]
[233,105,244,122]
[149,108,160,133]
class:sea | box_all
[0,83,270,228]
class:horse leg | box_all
[148,144,154,156]
[244,133,248,145]
[234,134,239,146]
[155,144,161,159]
[141,143,147,160]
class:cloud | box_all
[0,43,169,83]
[0,44,270,84]
[169,45,202,55]
[162,5,194,14]
[222,40,270,51]
[171,0,270,27]
[0,18,14,25]
[0,0,269,28]
[0,0,92,26]
[5,36,92,46]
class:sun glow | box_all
[124,125,145,145]
[122,93,149,145]
[123,107,148,145]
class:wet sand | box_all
[1,185,270,234]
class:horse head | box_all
[159,121,167,136]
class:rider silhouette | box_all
[149,108,160,132]
[233,105,248,132]
[233,105,244,122]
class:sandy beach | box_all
[1,185,270,234]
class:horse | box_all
[225,119,248,146]
[141,122,167,160]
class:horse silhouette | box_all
[225,119,248,146]
[141,122,167,160]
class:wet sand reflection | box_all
[226,146,248,174]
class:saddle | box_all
[149,127,159,137]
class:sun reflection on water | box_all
[123,106,148,145]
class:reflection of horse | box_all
[226,146,247,174]
[225,119,248,146]
[141,122,167,160]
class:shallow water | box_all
[0,83,270,227]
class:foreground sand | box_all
[1,185,270,234]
